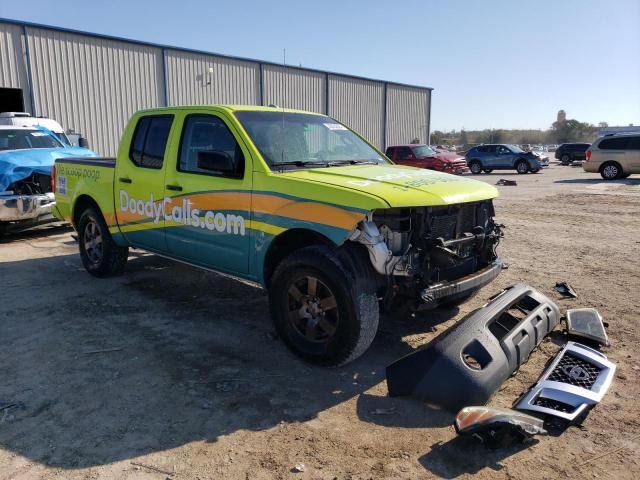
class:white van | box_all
[0,112,74,146]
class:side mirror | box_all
[78,137,89,148]
[197,150,237,176]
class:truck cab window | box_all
[179,115,244,177]
[129,115,173,169]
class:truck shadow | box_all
[0,250,459,470]
[0,223,73,244]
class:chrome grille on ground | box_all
[548,352,601,389]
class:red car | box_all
[385,144,469,174]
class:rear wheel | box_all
[78,207,128,277]
[469,161,483,174]
[515,160,529,174]
[269,245,379,366]
[600,162,623,180]
[561,154,571,165]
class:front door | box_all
[163,112,252,275]
[114,114,174,252]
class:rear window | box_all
[129,115,174,169]
[385,147,395,157]
[0,129,63,150]
[599,137,629,150]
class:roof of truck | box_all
[135,105,328,116]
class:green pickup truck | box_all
[53,105,503,366]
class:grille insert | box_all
[533,397,576,413]
[548,352,601,389]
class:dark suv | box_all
[555,143,591,165]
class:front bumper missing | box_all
[420,259,503,305]
[0,192,55,222]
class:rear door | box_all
[163,111,252,275]
[114,114,174,252]
[599,137,628,168]
[625,136,640,171]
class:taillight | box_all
[586,149,592,161]
[51,164,56,193]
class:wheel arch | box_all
[72,195,102,229]
[262,228,336,288]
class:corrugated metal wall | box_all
[165,50,259,106]
[386,85,430,146]
[25,27,164,156]
[262,65,325,113]
[328,75,385,149]
[0,23,31,112]
[0,19,431,156]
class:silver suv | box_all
[584,133,640,179]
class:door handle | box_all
[166,184,183,191]
[118,177,132,184]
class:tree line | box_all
[431,118,604,146]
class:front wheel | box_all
[78,207,128,277]
[469,161,483,174]
[561,154,571,165]
[515,160,529,174]
[269,245,379,366]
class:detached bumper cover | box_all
[387,283,560,411]
[0,192,55,222]
[515,342,616,422]
[420,260,503,305]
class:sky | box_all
[1,0,639,131]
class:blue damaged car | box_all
[465,144,546,174]
[0,125,96,235]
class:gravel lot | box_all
[1,162,639,479]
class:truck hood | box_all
[281,164,498,208]
[0,146,96,192]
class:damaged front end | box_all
[349,200,503,309]
[0,172,56,231]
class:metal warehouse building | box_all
[0,18,431,156]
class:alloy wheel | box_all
[287,275,339,344]
[83,220,103,264]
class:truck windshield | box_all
[0,129,63,151]
[412,145,436,157]
[234,111,386,169]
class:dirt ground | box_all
[1,162,639,480]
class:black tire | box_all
[469,160,483,174]
[600,162,623,180]
[515,160,529,174]
[269,245,379,366]
[438,288,479,308]
[483,168,493,173]
[78,207,128,277]
[561,154,571,165]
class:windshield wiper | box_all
[326,160,381,167]
[272,160,329,169]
